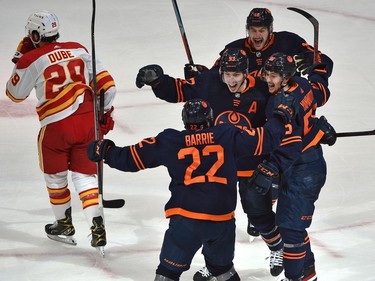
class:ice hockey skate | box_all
[269,248,284,276]
[45,207,77,245]
[91,216,106,257]
[247,221,260,243]
[302,263,317,281]
[193,266,212,281]
[280,264,317,281]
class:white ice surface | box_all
[1,1,375,280]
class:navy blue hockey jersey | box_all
[214,31,334,78]
[266,72,331,170]
[153,68,270,177]
[104,119,285,221]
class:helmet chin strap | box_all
[234,77,248,94]
[30,31,41,48]
[281,76,290,90]
[32,42,41,48]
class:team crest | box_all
[215,111,252,130]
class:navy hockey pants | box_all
[238,177,275,233]
[276,145,326,279]
[276,145,326,230]
[156,215,236,279]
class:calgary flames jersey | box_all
[6,41,116,127]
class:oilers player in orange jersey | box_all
[258,53,336,281]
[87,98,297,281]
[6,11,116,252]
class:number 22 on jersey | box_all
[178,145,227,186]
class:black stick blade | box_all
[336,130,375,138]
[287,7,319,63]
[103,199,125,208]
[287,7,319,26]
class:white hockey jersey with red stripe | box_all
[6,41,116,127]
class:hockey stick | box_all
[336,130,375,138]
[91,0,125,209]
[286,9,374,139]
[286,9,373,138]
[287,7,319,64]
[99,89,125,208]
[171,0,194,64]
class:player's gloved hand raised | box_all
[305,63,328,79]
[100,106,115,135]
[136,64,164,88]
[272,92,297,124]
[184,63,208,79]
[247,160,279,195]
[294,50,322,75]
[12,37,35,64]
[317,115,336,146]
[87,139,115,162]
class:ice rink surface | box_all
[1,0,374,280]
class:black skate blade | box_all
[47,234,77,245]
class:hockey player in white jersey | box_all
[6,11,116,254]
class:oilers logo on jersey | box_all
[214,110,252,130]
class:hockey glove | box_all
[272,93,297,124]
[100,106,115,135]
[136,64,164,88]
[87,139,115,162]
[184,63,208,79]
[305,63,328,79]
[294,51,322,75]
[248,161,279,195]
[317,115,337,146]
[12,37,35,64]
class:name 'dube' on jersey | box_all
[47,49,75,64]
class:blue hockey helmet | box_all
[182,99,214,131]
[246,8,274,32]
[263,52,296,78]
[220,48,249,74]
